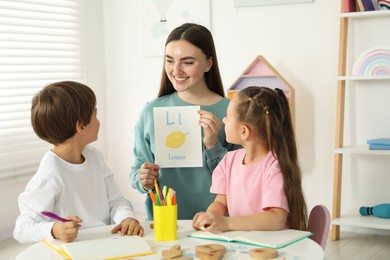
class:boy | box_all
[13,81,143,244]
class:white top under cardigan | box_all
[13,145,137,244]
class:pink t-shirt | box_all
[211,149,289,217]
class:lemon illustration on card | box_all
[165,131,188,148]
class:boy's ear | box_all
[75,120,85,133]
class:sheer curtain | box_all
[0,0,85,182]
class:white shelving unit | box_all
[332,211,390,230]
[332,3,390,240]
[335,145,390,155]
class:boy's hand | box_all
[111,217,144,237]
[52,216,82,242]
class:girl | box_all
[192,86,307,231]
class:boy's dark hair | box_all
[31,81,96,145]
[158,23,225,98]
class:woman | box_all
[130,23,239,220]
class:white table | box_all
[16,220,324,259]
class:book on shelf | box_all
[188,229,312,249]
[356,0,366,11]
[371,0,381,10]
[344,0,357,12]
[369,144,390,150]
[367,138,390,146]
[362,0,376,10]
[367,138,390,150]
[43,234,154,260]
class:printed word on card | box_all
[153,106,202,167]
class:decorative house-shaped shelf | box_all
[227,55,295,125]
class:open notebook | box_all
[43,233,154,260]
[188,229,312,249]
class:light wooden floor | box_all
[2,231,390,259]
[324,232,390,259]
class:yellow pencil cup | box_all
[153,204,177,241]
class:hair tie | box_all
[248,97,253,102]
[263,105,270,115]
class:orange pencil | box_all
[171,190,176,205]
[148,190,157,205]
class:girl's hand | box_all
[52,216,82,242]
[192,211,206,230]
[192,211,228,232]
[198,110,221,149]
[111,218,144,237]
[138,162,160,190]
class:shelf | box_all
[333,211,390,230]
[335,145,390,155]
[341,10,390,19]
[332,0,390,241]
[337,75,390,81]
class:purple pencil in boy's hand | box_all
[41,211,70,222]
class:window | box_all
[0,0,84,182]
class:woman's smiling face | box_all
[164,40,212,93]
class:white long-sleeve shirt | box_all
[13,145,136,244]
